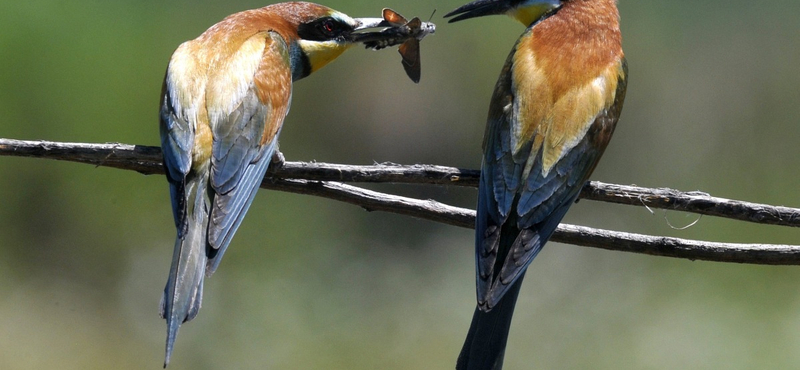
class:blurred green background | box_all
[2,0,800,369]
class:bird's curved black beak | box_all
[348,17,391,43]
[444,0,512,23]
[444,0,561,23]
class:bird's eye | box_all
[299,17,348,41]
[317,19,341,37]
[323,20,335,34]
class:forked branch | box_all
[2,138,799,264]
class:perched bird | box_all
[158,2,418,366]
[444,0,627,369]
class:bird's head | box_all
[265,2,400,80]
[444,0,563,26]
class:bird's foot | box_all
[267,149,286,178]
[270,149,286,168]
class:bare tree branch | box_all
[555,224,800,265]
[0,138,163,174]
[261,178,475,228]
[3,137,800,265]
[3,138,798,227]
[0,138,479,184]
[264,178,800,265]
[277,161,480,187]
[579,182,800,228]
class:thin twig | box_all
[555,224,800,265]
[263,178,800,265]
[278,161,480,186]
[579,182,800,228]
[3,137,800,265]
[262,178,475,227]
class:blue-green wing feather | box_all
[206,85,281,275]
[211,89,268,194]
[206,32,293,274]
[159,78,194,235]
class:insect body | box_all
[358,8,436,82]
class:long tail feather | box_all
[160,175,210,367]
[457,275,524,370]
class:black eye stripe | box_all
[297,17,352,41]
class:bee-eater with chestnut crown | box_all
[158,2,416,366]
[445,0,627,368]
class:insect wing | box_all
[382,8,408,26]
[405,17,422,38]
[398,39,421,83]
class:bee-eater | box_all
[158,2,417,365]
[445,0,627,368]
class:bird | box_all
[157,2,419,366]
[444,0,627,369]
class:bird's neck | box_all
[524,0,623,96]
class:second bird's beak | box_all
[444,0,561,23]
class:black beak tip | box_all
[443,5,471,22]
[442,0,504,23]
[442,9,459,19]
[444,13,470,23]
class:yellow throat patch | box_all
[509,3,560,26]
[297,39,354,73]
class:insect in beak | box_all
[353,8,436,83]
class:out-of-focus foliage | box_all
[2,1,800,369]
